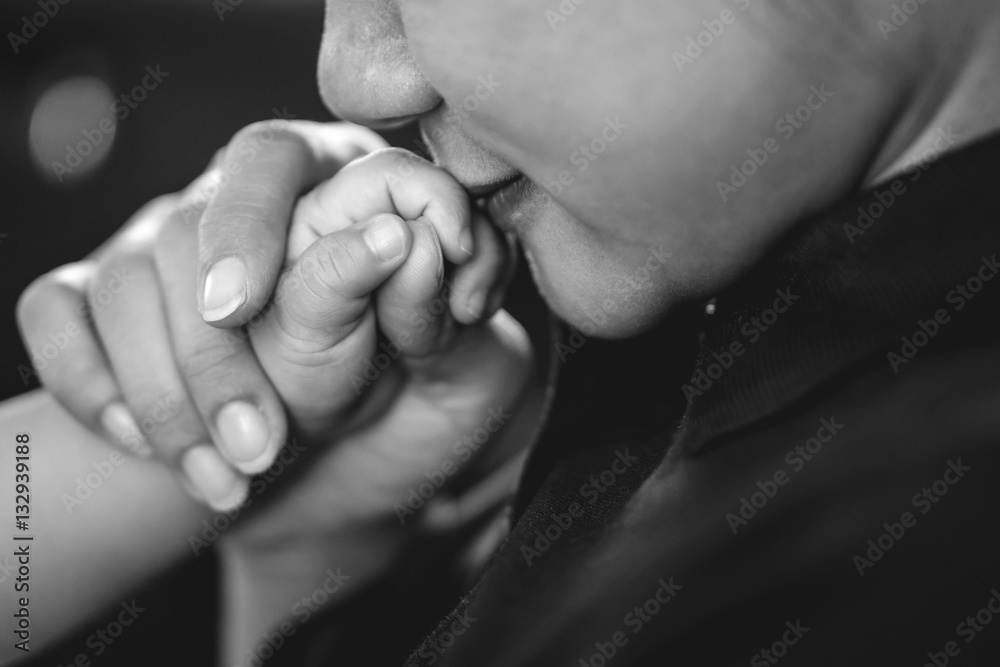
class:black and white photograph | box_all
[2,1,1000,665]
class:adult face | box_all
[316,0,930,337]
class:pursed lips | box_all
[419,121,528,231]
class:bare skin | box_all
[7,0,1000,663]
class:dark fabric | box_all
[278,130,1000,665]
[398,131,1000,665]
[676,131,1000,451]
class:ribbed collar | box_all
[675,130,1000,452]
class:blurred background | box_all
[0,1,426,665]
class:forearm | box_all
[0,390,212,661]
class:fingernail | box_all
[100,402,152,458]
[364,215,407,262]
[458,227,475,257]
[202,257,247,322]
[216,401,270,467]
[466,289,486,320]
[181,445,249,511]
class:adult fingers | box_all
[16,262,152,457]
[89,250,248,511]
[154,212,288,478]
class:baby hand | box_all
[18,121,529,517]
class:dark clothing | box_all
[406,131,1000,665]
[289,132,1000,666]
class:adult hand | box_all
[18,118,536,534]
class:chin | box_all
[562,303,676,340]
[531,268,679,341]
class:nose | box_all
[317,0,441,129]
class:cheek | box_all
[511,186,681,338]
[402,0,904,334]
[400,0,727,240]
[401,1,706,333]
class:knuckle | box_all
[90,252,148,304]
[43,352,102,394]
[120,194,182,243]
[210,192,281,226]
[16,273,58,326]
[208,146,227,168]
[299,236,360,297]
[152,208,185,242]
[140,408,202,453]
[150,214,194,266]
[16,264,88,329]
[141,192,183,216]
[177,335,241,387]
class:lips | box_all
[417,117,535,233]
[485,175,538,234]
[464,172,522,198]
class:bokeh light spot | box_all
[29,75,117,185]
